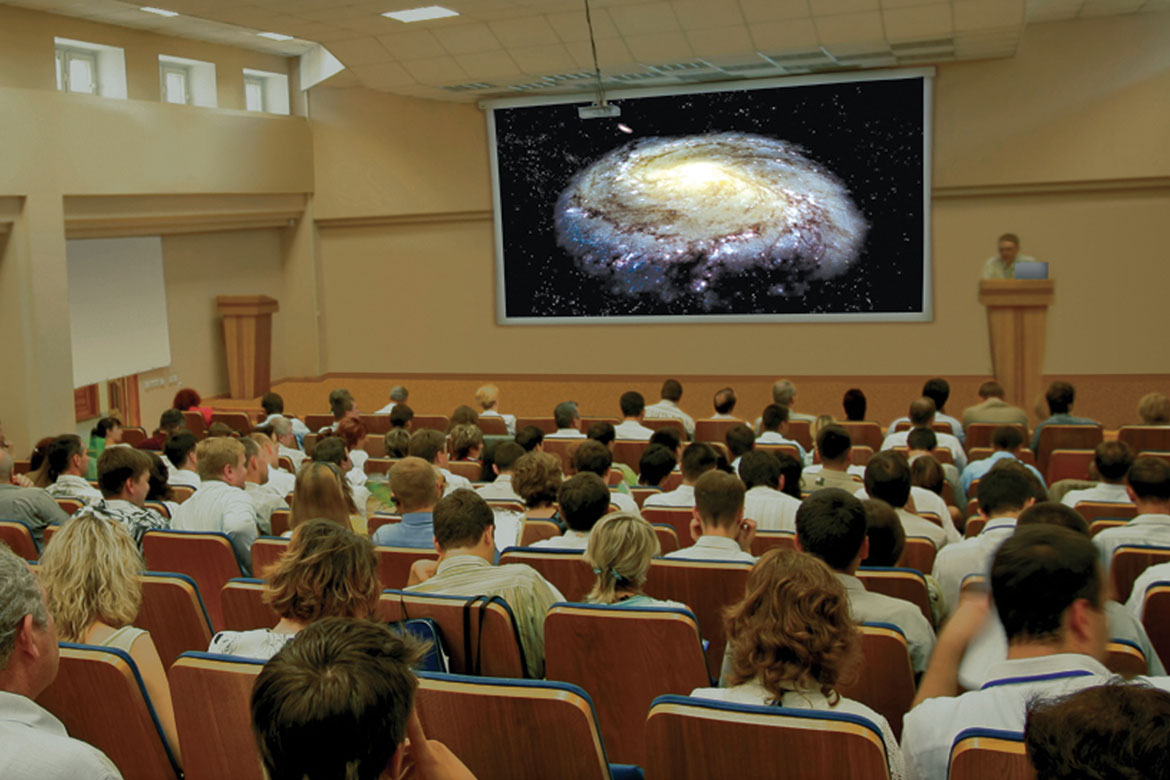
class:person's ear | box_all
[1125,484,1138,503]
[483,525,495,548]
[777,474,786,492]
[859,537,871,560]
[383,742,405,780]
[794,536,804,553]
[492,464,500,476]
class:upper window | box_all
[242,68,290,115]
[54,38,127,99]
[161,62,190,104]
[244,76,265,112]
[158,55,217,107]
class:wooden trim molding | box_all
[74,385,100,421]
[933,176,1170,199]
[63,193,307,239]
[315,210,492,230]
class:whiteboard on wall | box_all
[67,236,171,388]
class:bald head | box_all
[909,397,936,427]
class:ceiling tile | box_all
[737,0,814,22]
[953,0,1025,31]
[375,29,447,59]
[508,42,579,72]
[882,3,952,39]
[545,9,620,42]
[684,25,755,56]
[880,0,950,7]
[453,49,524,78]
[813,10,885,44]
[749,17,820,49]
[398,55,470,83]
[431,22,502,54]
[623,30,695,61]
[671,0,747,28]
[349,61,415,87]
[321,35,392,65]
[488,16,561,46]
[565,36,636,70]
[809,0,881,14]
[607,2,681,34]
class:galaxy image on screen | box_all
[492,74,926,320]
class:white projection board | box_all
[67,236,171,387]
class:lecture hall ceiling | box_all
[4,0,1167,100]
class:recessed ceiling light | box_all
[256,32,294,41]
[140,6,179,16]
[382,6,460,23]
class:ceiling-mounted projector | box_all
[578,102,621,119]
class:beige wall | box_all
[312,11,1170,379]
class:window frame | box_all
[160,61,193,105]
[55,45,100,95]
[243,75,266,112]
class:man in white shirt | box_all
[1061,440,1135,508]
[409,429,471,496]
[645,443,719,509]
[239,437,286,535]
[755,404,811,465]
[882,398,968,471]
[738,450,800,533]
[665,469,756,562]
[477,441,526,551]
[802,425,865,492]
[248,433,295,498]
[960,380,1029,431]
[43,435,102,506]
[475,383,517,437]
[710,387,741,420]
[164,432,201,489]
[901,524,1170,780]
[887,378,965,445]
[906,428,963,502]
[259,392,310,446]
[613,392,654,441]
[267,416,306,473]
[0,546,124,780]
[795,488,936,673]
[859,451,953,549]
[643,379,696,440]
[1094,456,1170,576]
[374,385,408,415]
[530,473,609,550]
[724,424,754,475]
[172,437,260,574]
[572,440,637,514]
[932,462,1036,613]
[545,401,586,439]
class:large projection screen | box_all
[486,68,932,324]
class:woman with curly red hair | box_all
[691,549,906,779]
[172,388,213,426]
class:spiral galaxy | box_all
[554,132,868,309]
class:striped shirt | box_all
[72,499,169,544]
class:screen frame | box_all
[483,66,934,326]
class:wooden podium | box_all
[978,280,1054,415]
[216,295,279,400]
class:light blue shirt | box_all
[1030,413,1099,451]
[960,450,1046,499]
[372,511,434,549]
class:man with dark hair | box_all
[638,444,677,489]
[407,489,563,677]
[321,388,359,433]
[773,452,804,501]
[960,424,1044,498]
[374,385,409,415]
[648,428,682,462]
[164,431,201,489]
[888,378,965,444]
[251,617,472,780]
[1031,381,1100,451]
[961,380,1028,430]
[530,473,611,550]
[614,392,653,441]
[933,461,1038,611]
[643,379,695,439]
[408,429,471,496]
[724,423,755,472]
[259,392,310,446]
[901,525,1170,780]
[572,440,637,513]
[644,443,718,508]
[711,387,739,419]
[1061,441,1135,508]
[586,422,638,486]
[738,450,800,532]
[665,470,755,562]
[881,397,967,470]
[842,388,867,421]
[77,446,168,543]
[515,425,545,453]
[906,428,962,503]
[795,488,936,673]
[859,451,949,549]
[476,440,525,501]
[388,404,414,430]
[43,434,101,505]
[138,408,186,451]
[313,436,373,515]
[1095,456,1170,576]
[546,401,585,439]
[756,404,810,465]
[801,424,865,492]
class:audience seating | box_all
[303,433,319,456]
[1035,424,1103,478]
[368,513,401,537]
[220,578,278,630]
[604,468,625,486]
[545,604,709,765]
[1045,448,1096,485]
[750,530,797,557]
[303,413,333,432]
[209,411,252,436]
[644,558,753,679]
[645,695,892,780]
[169,484,195,503]
[416,673,615,780]
[961,573,989,596]
[965,516,987,538]
[965,424,1029,452]
[1140,583,1170,665]
[381,590,526,677]
[268,508,291,536]
[838,421,883,451]
[1118,425,1170,455]
[519,519,561,547]
[53,497,84,516]
[516,417,556,435]
[611,440,650,469]
[947,728,1035,780]
[0,519,39,559]
[1104,639,1147,678]
[694,419,742,445]
[856,567,933,625]
[1089,518,1127,537]
[180,411,207,438]
[412,415,450,433]
[447,460,485,482]
[578,417,618,432]
[363,434,387,458]
[660,472,684,490]
[42,523,60,547]
[277,455,295,472]
[478,416,509,435]
[630,487,659,508]
[652,523,680,554]
[250,536,289,575]
[1111,545,1170,603]
[121,426,149,447]
[836,622,916,740]
[541,439,580,471]
[641,507,694,545]
[141,530,243,631]
[893,446,953,465]
[364,457,397,476]
[145,500,171,519]
[786,419,813,450]
[1144,451,1170,468]
[39,643,180,780]
[138,572,214,669]
[168,652,266,780]
[893,421,954,437]
[967,448,1036,467]
[643,418,686,436]
[898,536,937,576]
[757,443,802,461]
[1074,501,1137,524]
[485,498,525,513]
[499,548,594,602]
[917,510,943,528]
[375,546,439,590]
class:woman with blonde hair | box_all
[1138,392,1170,426]
[691,549,905,779]
[38,514,181,764]
[288,461,362,535]
[208,519,380,660]
[584,512,686,609]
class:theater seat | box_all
[0,519,39,560]
[948,728,1035,780]
[250,536,289,575]
[1141,583,1170,666]
[838,421,883,452]
[54,497,85,516]
[384,590,526,677]
[499,548,594,602]
[1111,545,1170,603]
[897,536,938,576]
[519,519,560,547]
[965,424,1028,451]
[652,523,680,554]
[138,572,214,669]
[645,695,892,780]
[836,623,916,740]
[641,507,693,545]
[375,545,439,590]
[168,652,266,780]
[1117,425,1170,456]
[1074,501,1138,524]
[220,578,278,631]
[1104,639,1147,678]
[856,567,933,625]
[750,530,797,557]
[141,530,243,632]
[209,411,252,436]
[169,485,196,504]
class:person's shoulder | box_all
[11,731,123,779]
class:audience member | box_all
[614,391,654,441]
[861,498,946,624]
[476,440,525,501]
[0,449,68,543]
[691,548,905,779]
[859,451,952,549]
[375,385,409,414]
[756,404,810,465]
[137,409,185,451]
[448,423,484,464]
[320,388,358,433]
[211,520,379,660]
[173,389,212,426]
[801,424,864,492]
[738,450,800,532]
[251,617,473,780]
[546,401,585,439]
[881,398,967,470]
[267,416,306,471]
[407,429,470,496]
[584,513,687,609]
[770,379,817,423]
[172,437,259,573]
[88,417,124,476]
[475,383,516,436]
[530,473,610,550]
[383,428,411,459]
[586,421,638,485]
[336,417,370,478]
[1061,441,1134,507]
[960,424,1043,498]
[724,423,755,472]
[0,544,123,779]
[774,451,804,500]
[249,433,295,497]
[164,432,200,489]
[1138,392,1170,426]
[643,379,695,439]
[312,436,372,521]
[648,427,683,466]
[511,451,564,526]
[666,470,755,562]
[406,489,563,678]
[144,452,180,519]
[637,444,676,488]
[572,440,637,512]
[842,388,868,421]
[449,405,479,429]
[389,403,414,430]
[710,387,739,420]
[1094,456,1170,576]
[906,428,962,501]
[1031,381,1100,451]
[239,437,284,535]
[796,489,936,673]
[960,379,1029,430]
[78,446,168,544]
[39,515,179,760]
[888,378,964,444]
[41,434,101,505]
[259,392,310,445]
[288,461,359,534]
[515,424,545,453]
[644,443,718,508]
[371,458,441,548]
[207,421,237,438]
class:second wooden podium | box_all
[978,279,1054,415]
